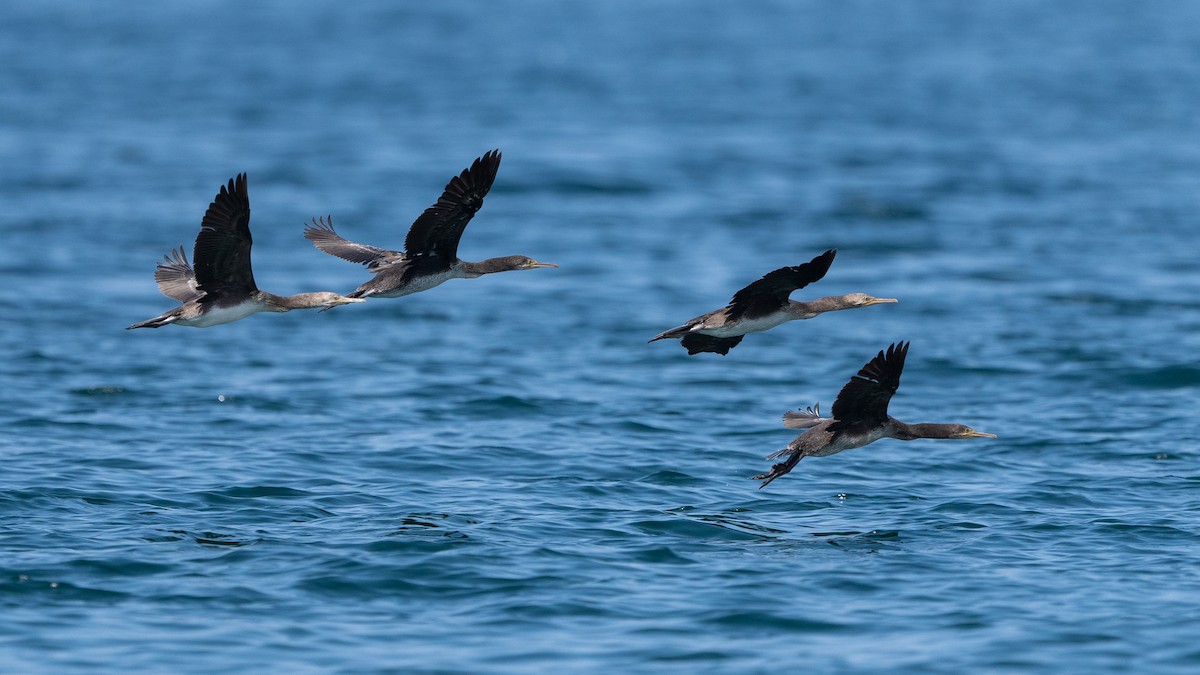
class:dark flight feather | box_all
[191,173,256,299]
[726,249,836,321]
[402,149,501,263]
[829,341,909,432]
[679,333,744,355]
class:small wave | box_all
[462,395,545,417]
[703,610,851,632]
[632,517,764,541]
[1107,364,1200,390]
[0,577,129,602]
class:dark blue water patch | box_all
[701,610,851,633]
[928,500,1029,519]
[293,572,429,599]
[703,517,789,541]
[8,417,133,434]
[189,487,314,509]
[459,395,550,418]
[65,557,177,577]
[1086,519,1197,545]
[826,192,932,222]
[1,487,129,515]
[642,649,740,665]
[502,175,658,196]
[366,532,470,552]
[1102,363,1200,389]
[1043,291,1190,317]
[628,545,696,565]
[631,517,770,542]
[0,577,129,604]
[635,470,707,487]
[810,529,902,549]
[604,419,684,434]
[1162,647,1200,669]
[67,386,127,397]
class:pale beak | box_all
[528,261,559,269]
[320,296,366,312]
[866,297,899,305]
[964,430,997,439]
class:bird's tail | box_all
[782,403,825,429]
[647,323,692,342]
[126,314,174,330]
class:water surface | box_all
[2,1,1200,672]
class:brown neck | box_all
[257,291,327,312]
[791,296,858,316]
[891,421,965,440]
[459,256,527,276]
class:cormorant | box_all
[648,250,896,355]
[303,150,556,299]
[755,342,996,487]
[128,174,363,329]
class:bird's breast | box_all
[175,299,266,327]
[696,311,792,337]
[806,426,889,457]
[367,269,457,298]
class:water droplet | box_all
[217,395,225,402]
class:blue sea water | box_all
[3,0,1200,671]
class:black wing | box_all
[726,249,836,321]
[680,333,744,355]
[829,341,909,430]
[153,245,202,302]
[403,150,501,262]
[192,173,256,298]
[304,216,404,269]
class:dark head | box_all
[469,256,558,275]
[902,423,997,440]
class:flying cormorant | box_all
[755,342,996,487]
[128,174,363,329]
[649,250,896,355]
[303,150,556,300]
